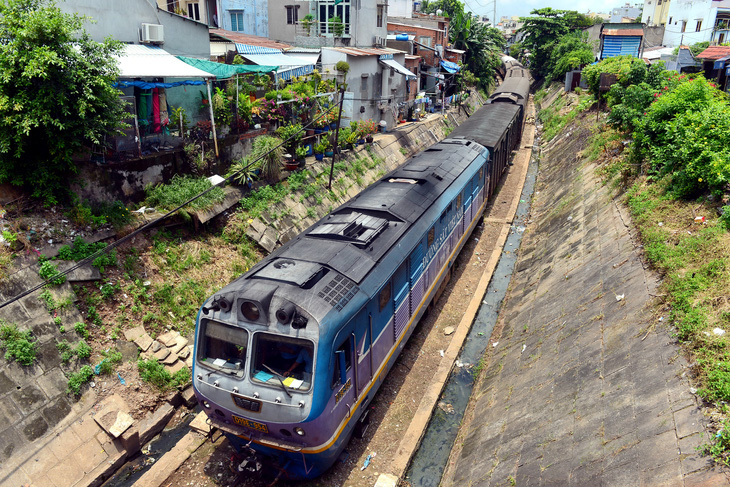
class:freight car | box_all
[192,63,531,481]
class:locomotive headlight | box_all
[294,427,306,437]
[241,301,260,321]
[203,401,211,408]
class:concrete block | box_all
[157,330,180,347]
[120,425,140,453]
[189,411,212,435]
[133,431,206,487]
[138,403,175,445]
[153,348,170,361]
[181,386,197,407]
[170,336,189,354]
[123,326,146,342]
[375,473,399,487]
[133,333,153,352]
[162,353,178,366]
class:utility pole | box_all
[328,87,346,190]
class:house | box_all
[662,0,730,47]
[599,23,645,59]
[641,0,671,26]
[321,47,416,128]
[209,28,294,62]
[610,3,643,22]
[214,0,268,37]
[156,0,219,26]
[696,45,730,91]
[58,0,211,58]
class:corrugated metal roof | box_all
[387,21,444,33]
[697,46,730,60]
[603,28,644,36]
[325,47,403,57]
[116,45,211,79]
[209,28,292,50]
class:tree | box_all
[548,32,596,83]
[449,10,505,89]
[517,8,593,80]
[0,0,126,204]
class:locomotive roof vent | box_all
[309,211,389,247]
[388,178,419,184]
[254,259,328,289]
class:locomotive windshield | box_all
[251,333,314,391]
[198,320,248,373]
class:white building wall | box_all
[389,0,412,18]
[662,0,720,46]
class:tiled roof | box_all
[209,28,292,50]
[696,46,730,60]
[603,28,644,36]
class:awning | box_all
[239,52,315,81]
[440,60,461,73]
[379,58,417,80]
[284,51,320,65]
[177,56,276,79]
[714,55,730,70]
[235,43,283,55]
[116,44,211,79]
[114,80,205,89]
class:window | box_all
[188,2,200,20]
[332,338,352,388]
[198,320,248,373]
[379,282,391,311]
[286,5,299,25]
[419,36,431,48]
[231,11,244,31]
[361,74,369,91]
[669,17,672,24]
[681,21,686,33]
[696,20,702,32]
[377,6,384,28]
[319,1,350,35]
[166,0,176,12]
[251,333,314,390]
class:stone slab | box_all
[134,431,206,487]
[134,332,154,352]
[166,360,186,375]
[157,331,180,348]
[189,411,212,435]
[123,326,146,342]
[153,348,170,361]
[170,336,189,354]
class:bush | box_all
[144,174,226,212]
[634,77,730,197]
[0,322,37,365]
[138,358,190,391]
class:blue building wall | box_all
[220,0,269,37]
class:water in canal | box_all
[405,152,539,487]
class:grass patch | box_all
[0,321,37,365]
[144,174,225,212]
[138,358,191,391]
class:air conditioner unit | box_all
[141,23,164,44]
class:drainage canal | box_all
[405,152,539,486]
[101,406,200,487]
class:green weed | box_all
[0,321,37,365]
[138,358,190,391]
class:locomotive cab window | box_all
[379,282,391,311]
[199,320,248,373]
[250,333,314,391]
[332,338,352,388]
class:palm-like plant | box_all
[252,135,283,182]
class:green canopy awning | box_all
[176,56,276,79]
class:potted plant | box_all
[295,146,308,166]
[314,141,327,161]
[251,135,284,182]
[277,123,303,155]
[225,156,260,188]
[302,14,315,36]
[329,15,344,37]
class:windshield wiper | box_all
[262,364,293,398]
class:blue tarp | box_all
[114,80,206,89]
[440,60,461,73]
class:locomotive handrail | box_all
[197,375,305,408]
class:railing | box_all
[295,20,351,36]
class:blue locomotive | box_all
[192,61,531,481]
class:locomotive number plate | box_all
[232,415,269,433]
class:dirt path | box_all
[163,107,537,487]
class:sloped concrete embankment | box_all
[244,93,485,253]
[442,120,728,485]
